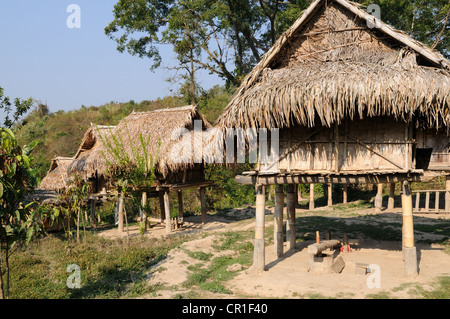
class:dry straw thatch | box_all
[216,0,450,132]
[68,105,213,180]
[39,156,73,192]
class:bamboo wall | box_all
[271,116,450,173]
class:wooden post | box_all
[415,192,420,212]
[309,183,315,210]
[159,192,165,223]
[199,188,207,224]
[375,183,383,213]
[118,193,124,233]
[253,185,266,272]
[274,185,284,258]
[141,192,148,232]
[327,183,332,207]
[388,183,395,210]
[90,199,96,228]
[435,191,440,211]
[286,184,297,251]
[178,190,183,227]
[445,176,450,213]
[425,191,430,211]
[401,181,418,277]
[164,191,171,235]
[342,184,348,204]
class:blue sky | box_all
[0,1,223,117]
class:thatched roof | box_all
[216,0,450,131]
[67,124,116,179]
[69,105,213,179]
[39,156,73,192]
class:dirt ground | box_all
[98,206,450,299]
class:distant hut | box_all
[69,105,215,233]
[39,156,73,192]
[216,0,450,276]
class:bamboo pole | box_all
[388,183,395,210]
[141,192,148,232]
[342,184,348,204]
[446,176,450,213]
[401,181,418,277]
[309,183,315,210]
[200,188,207,225]
[253,185,266,272]
[327,183,333,207]
[274,185,284,258]
[286,184,297,251]
[159,192,165,223]
[164,191,172,235]
[178,190,183,228]
[118,193,124,233]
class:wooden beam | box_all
[235,172,423,185]
[308,240,340,255]
[253,185,266,272]
[286,184,297,251]
[274,185,284,258]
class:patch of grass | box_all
[410,276,450,299]
[365,291,393,299]
[8,231,192,299]
[185,250,213,261]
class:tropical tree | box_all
[0,128,40,299]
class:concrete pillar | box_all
[253,185,266,272]
[274,185,284,258]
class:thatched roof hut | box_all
[216,0,449,132]
[69,105,213,187]
[39,156,73,192]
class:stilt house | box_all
[216,0,450,276]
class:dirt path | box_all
[98,207,450,299]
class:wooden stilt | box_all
[118,193,124,233]
[274,185,284,258]
[309,183,315,210]
[327,183,332,207]
[199,188,207,224]
[444,176,450,211]
[159,192,165,223]
[141,192,148,232]
[342,184,348,204]
[90,199,96,228]
[375,183,383,213]
[286,184,297,251]
[402,181,418,277]
[164,191,171,235]
[178,190,183,228]
[388,183,395,210]
[253,185,266,272]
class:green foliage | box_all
[0,127,44,298]
[0,87,34,128]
